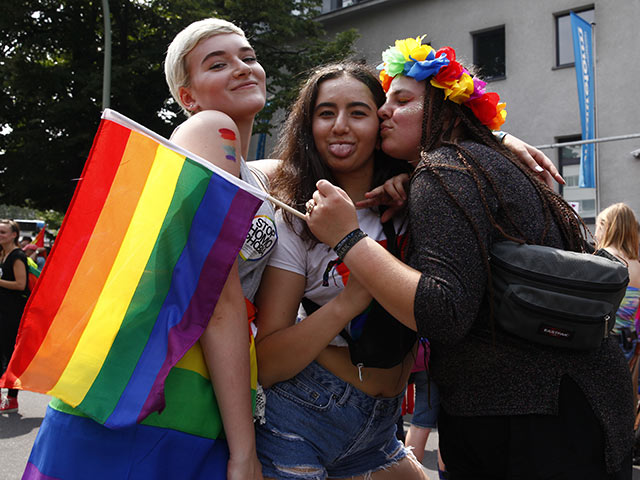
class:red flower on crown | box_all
[467,92,507,130]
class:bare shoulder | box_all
[171,111,241,176]
[247,158,281,182]
[627,259,640,288]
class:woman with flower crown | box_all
[306,36,634,479]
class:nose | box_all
[332,111,349,134]
[378,101,391,120]
[233,59,252,77]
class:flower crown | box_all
[378,36,506,130]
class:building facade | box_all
[311,0,640,227]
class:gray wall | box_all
[312,0,640,221]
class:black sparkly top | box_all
[407,140,634,472]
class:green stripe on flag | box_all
[140,366,224,439]
[77,159,213,422]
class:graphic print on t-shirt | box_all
[240,215,277,261]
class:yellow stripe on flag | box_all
[174,343,210,379]
[173,334,257,386]
[49,145,186,404]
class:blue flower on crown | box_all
[404,52,450,82]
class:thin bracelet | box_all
[333,228,368,260]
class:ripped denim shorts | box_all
[255,361,409,479]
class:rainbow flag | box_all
[33,226,45,248]
[0,109,265,429]
[26,257,40,292]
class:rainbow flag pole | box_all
[0,109,266,428]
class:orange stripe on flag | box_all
[18,132,160,391]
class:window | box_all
[555,7,594,67]
[557,136,597,222]
[328,0,357,10]
[472,26,505,80]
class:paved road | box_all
[1,390,50,480]
[1,391,639,479]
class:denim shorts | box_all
[255,361,409,479]
[410,370,440,429]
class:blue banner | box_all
[570,12,595,188]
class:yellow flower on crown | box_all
[431,72,475,104]
[395,36,434,63]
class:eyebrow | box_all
[389,88,412,97]
[201,46,255,66]
[315,101,374,111]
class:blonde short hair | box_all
[165,18,245,116]
[596,203,639,260]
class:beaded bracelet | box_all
[333,228,368,260]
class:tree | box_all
[0,0,357,212]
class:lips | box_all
[232,81,258,91]
[380,123,393,135]
[328,142,355,158]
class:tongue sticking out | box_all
[328,143,355,158]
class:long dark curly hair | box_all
[270,61,411,244]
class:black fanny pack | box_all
[490,241,629,350]
[302,219,416,369]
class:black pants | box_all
[438,376,632,480]
[0,299,25,398]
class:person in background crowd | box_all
[595,203,640,361]
[0,219,29,413]
[404,341,447,478]
[19,236,32,249]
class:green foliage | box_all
[0,0,357,211]
[0,204,65,231]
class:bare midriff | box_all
[315,344,416,398]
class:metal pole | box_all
[592,20,599,213]
[102,0,112,110]
[535,133,640,150]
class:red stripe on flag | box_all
[3,119,132,382]
[33,227,45,248]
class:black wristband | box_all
[333,228,368,260]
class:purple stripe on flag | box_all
[139,188,261,421]
[23,462,61,480]
[102,175,261,429]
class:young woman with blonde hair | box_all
[596,203,640,360]
[23,18,274,479]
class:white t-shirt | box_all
[268,208,407,346]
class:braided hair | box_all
[414,83,587,256]
[412,83,589,340]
